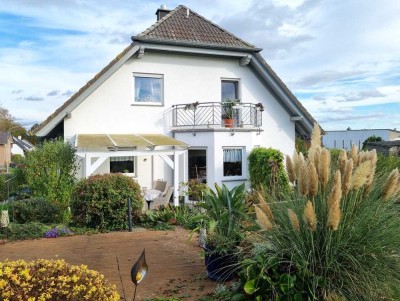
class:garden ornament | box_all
[131,249,148,301]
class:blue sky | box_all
[0,0,399,131]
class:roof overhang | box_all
[75,134,188,150]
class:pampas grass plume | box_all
[327,170,342,230]
[342,159,353,196]
[338,149,347,175]
[319,148,331,187]
[308,162,319,197]
[351,161,372,190]
[288,209,300,231]
[286,155,296,183]
[382,169,400,201]
[304,201,317,231]
[257,192,274,222]
[311,123,321,148]
[255,206,273,230]
[349,144,358,166]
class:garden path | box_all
[0,227,217,300]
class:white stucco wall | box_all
[65,51,295,187]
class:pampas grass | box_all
[248,123,400,300]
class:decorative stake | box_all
[131,249,148,301]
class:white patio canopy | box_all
[74,134,189,206]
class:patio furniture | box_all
[150,186,174,209]
[143,189,162,210]
[153,180,167,193]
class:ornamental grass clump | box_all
[0,259,120,300]
[247,123,400,300]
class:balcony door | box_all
[221,80,240,126]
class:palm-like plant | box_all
[197,183,248,255]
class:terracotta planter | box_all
[223,118,234,128]
[0,210,9,228]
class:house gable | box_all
[33,5,317,138]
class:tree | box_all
[24,139,77,219]
[362,135,383,150]
[0,105,26,137]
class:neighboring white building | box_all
[33,5,317,204]
[11,136,35,157]
[323,129,400,150]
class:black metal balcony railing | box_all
[171,102,263,128]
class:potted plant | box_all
[221,100,239,128]
[197,183,249,281]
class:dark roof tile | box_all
[134,5,257,50]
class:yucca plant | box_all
[245,124,400,300]
[197,183,249,255]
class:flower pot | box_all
[0,210,9,228]
[223,118,234,128]
[203,245,236,281]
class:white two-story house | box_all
[33,5,317,204]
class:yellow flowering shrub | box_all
[0,259,120,301]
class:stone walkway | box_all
[0,227,217,300]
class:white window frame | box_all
[110,156,136,177]
[222,147,246,180]
[132,73,164,106]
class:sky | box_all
[0,0,399,131]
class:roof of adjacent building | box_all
[12,137,35,152]
[133,5,260,51]
[326,129,400,133]
[0,132,11,145]
[32,5,318,137]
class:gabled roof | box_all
[133,5,261,52]
[33,5,318,137]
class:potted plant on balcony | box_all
[197,183,249,281]
[221,100,239,128]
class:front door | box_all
[188,149,207,183]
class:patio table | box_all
[144,189,162,209]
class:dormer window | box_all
[133,73,163,105]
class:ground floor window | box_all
[223,148,243,177]
[110,156,135,174]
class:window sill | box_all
[131,102,163,107]
[222,177,247,182]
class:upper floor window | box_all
[133,73,163,105]
[221,80,238,101]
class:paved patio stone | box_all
[0,227,218,300]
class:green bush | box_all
[248,147,290,196]
[9,198,62,224]
[376,154,400,175]
[0,222,47,241]
[71,173,144,230]
[24,139,77,216]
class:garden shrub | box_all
[24,138,77,217]
[0,259,120,300]
[9,198,62,224]
[71,173,143,230]
[0,222,47,241]
[248,147,290,196]
[246,125,400,300]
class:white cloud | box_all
[0,0,399,130]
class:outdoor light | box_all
[131,249,148,301]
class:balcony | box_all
[170,102,263,132]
